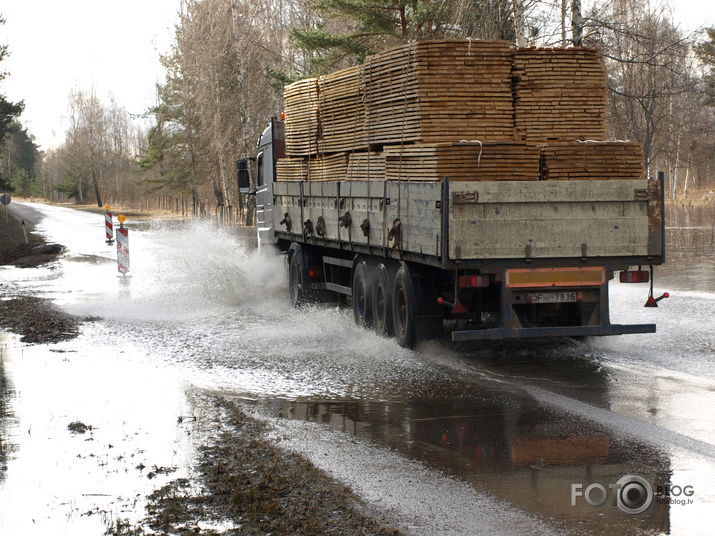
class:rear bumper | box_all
[451,323,656,341]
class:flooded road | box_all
[1,201,714,535]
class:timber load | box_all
[276,154,349,182]
[362,40,515,145]
[384,142,540,181]
[284,78,320,156]
[318,66,367,154]
[277,39,645,183]
[541,141,645,181]
[346,152,386,181]
[512,48,608,141]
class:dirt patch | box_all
[107,399,402,536]
[68,421,93,434]
[0,296,80,344]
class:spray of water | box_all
[66,221,289,321]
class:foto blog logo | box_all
[571,474,654,515]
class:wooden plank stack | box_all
[308,153,349,181]
[276,41,646,184]
[318,66,367,153]
[384,142,540,181]
[541,142,645,180]
[276,157,308,181]
[346,152,386,181]
[284,78,320,155]
[512,48,607,142]
[363,40,515,145]
[276,154,348,181]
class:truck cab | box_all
[251,117,285,248]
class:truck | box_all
[237,116,666,348]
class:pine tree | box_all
[290,0,515,74]
[0,15,24,144]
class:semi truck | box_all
[238,117,666,348]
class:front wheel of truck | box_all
[288,249,309,307]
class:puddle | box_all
[0,331,203,535]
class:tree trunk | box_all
[571,0,583,46]
[513,0,526,46]
[92,167,103,207]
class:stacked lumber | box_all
[307,153,349,181]
[318,66,367,153]
[284,78,320,155]
[512,48,607,141]
[276,157,308,181]
[346,152,386,181]
[541,141,645,180]
[384,142,540,181]
[363,40,515,145]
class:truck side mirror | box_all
[237,159,251,193]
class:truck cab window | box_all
[257,152,264,187]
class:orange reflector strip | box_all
[506,267,605,288]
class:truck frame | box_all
[240,117,666,348]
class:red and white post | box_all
[104,204,114,244]
[116,214,129,275]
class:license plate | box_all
[527,291,577,304]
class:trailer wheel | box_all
[288,250,309,307]
[352,260,373,327]
[372,263,394,336]
[392,264,417,348]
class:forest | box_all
[1,0,714,225]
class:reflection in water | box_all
[261,375,673,535]
[0,340,12,485]
[662,205,715,291]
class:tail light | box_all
[458,275,490,288]
[620,270,650,283]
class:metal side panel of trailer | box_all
[272,178,664,265]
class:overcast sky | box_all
[2,0,179,150]
[1,0,713,151]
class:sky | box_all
[1,0,714,151]
[2,0,179,150]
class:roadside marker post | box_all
[104,204,114,244]
[116,214,129,275]
[21,219,29,246]
[1,193,10,224]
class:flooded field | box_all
[1,201,714,535]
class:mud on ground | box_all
[0,296,80,344]
[107,398,403,536]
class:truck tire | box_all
[372,263,394,337]
[352,260,372,327]
[392,264,417,348]
[288,249,309,307]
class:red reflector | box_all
[458,275,490,288]
[619,271,649,283]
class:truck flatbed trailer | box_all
[240,118,666,348]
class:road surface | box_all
[1,201,714,535]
